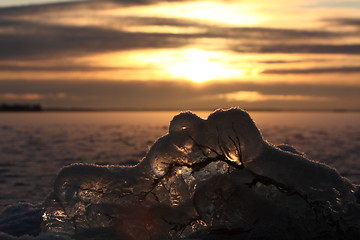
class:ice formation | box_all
[42,108,360,240]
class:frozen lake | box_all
[0,111,360,209]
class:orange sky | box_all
[0,0,359,110]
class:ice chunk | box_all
[0,203,72,240]
[0,203,42,237]
[42,108,360,239]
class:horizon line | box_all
[1,107,360,113]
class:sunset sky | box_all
[0,0,359,110]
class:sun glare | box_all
[166,49,245,83]
[72,49,251,82]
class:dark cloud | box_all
[110,16,205,28]
[263,67,360,74]
[0,0,357,61]
[119,17,341,39]
[257,59,326,64]
[108,0,180,5]
[0,20,194,60]
[0,0,174,16]
[109,17,345,41]
[207,26,340,40]
[232,44,360,54]
[0,65,144,72]
[325,18,360,27]
[0,80,359,110]
[0,1,204,60]
[1,16,357,61]
[0,0,89,15]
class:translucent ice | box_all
[42,108,360,239]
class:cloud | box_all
[325,17,360,28]
[0,16,356,62]
[109,0,178,5]
[257,59,325,64]
[0,93,43,100]
[0,19,192,60]
[0,0,358,61]
[304,2,360,9]
[0,0,177,18]
[232,43,360,54]
[0,80,358,110]
[0,17,356,62]
[203,91,331,102]
[0,93,67,100]
[0,65,144,72]
[322,17,360,34]
[207,26,340,40]
[262,67,360,74]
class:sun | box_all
[167,49,243,83]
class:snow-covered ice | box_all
[0,109,359,239]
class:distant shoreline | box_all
[0,103,42,112]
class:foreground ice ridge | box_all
[42,108,360,240]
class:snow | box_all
[0,109,359,239]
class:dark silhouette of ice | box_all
[40,108,359,239]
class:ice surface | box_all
[0,203,42,237]
[39,108,360,239]
[0,203,71,240]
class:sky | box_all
[0,0,359,110]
